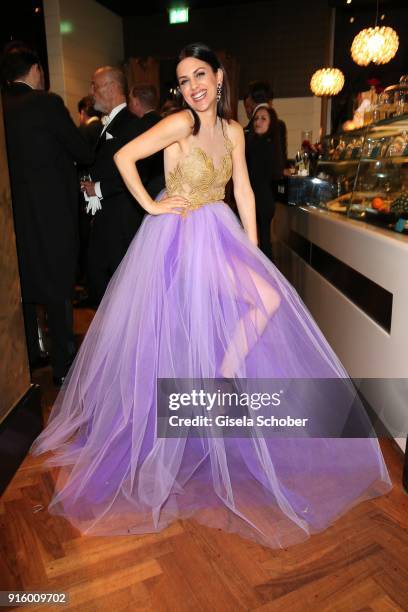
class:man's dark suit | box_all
[79,117,103,149]
[3,82,93,377]
[77,117,103,284]
[87,106,164,305]
[136,110,165,199]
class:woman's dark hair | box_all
[251,105,280,142]
[176,42,232,135]
[247,105,285,178]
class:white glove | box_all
[83,191,102,215]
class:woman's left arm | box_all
[229,121,258,246]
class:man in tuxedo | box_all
[81,66,147,306]
[76,96,103,292]
[1,46,93,386]
[128,83,164,199]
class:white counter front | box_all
[272,203,408,452]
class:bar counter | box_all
[272,202,408,454]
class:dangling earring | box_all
[216,82,223,102]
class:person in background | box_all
[243,80,272,131]
[160,97,180,117]
[78,95,103,147]
[81,66,146,307]
[243,92,255,124]
[128,83,157,119]
[246,105,284,260]
[1,45,93,386]
[128,83,164,198]
[244,80,287,168]
[76,95,102,296]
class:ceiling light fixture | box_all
[310,68,345,97]
[351,0,399,66]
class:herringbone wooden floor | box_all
[1,309,407,612]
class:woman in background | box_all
[246,104,284,260]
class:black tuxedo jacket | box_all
[89,107,166,244]
[78,119,102,177]
[3,82,93,302]
[89,106,144,244]
[79,117,103,149]
[136,110,165,198]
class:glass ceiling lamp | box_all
[351,0,399,66]
[310,68,345,96]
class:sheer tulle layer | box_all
[30,201,391,548]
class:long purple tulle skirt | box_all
[30,200,392,548]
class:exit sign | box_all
[169,7,189,24]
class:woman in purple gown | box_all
[30,43,391,548]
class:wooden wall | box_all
[123,0,331,99]
[0,98,31,423]
[126,57,160,94]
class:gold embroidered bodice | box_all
[165,135,233,213]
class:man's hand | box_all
[81,180,97,197]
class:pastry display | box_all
[386,135,406,157]
[371,197,392,213]
[313,113,408,233]
[327,201,348,213]
[326,193,352,212]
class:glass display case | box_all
[310,129,363,212]
[379,76,408,119]
[311,114,408,233]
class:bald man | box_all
[81,66,145,306]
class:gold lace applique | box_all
[166,137,233,214]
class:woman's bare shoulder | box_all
[224,119,245,147]
[160,109,194,139]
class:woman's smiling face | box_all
[177,57,221,112]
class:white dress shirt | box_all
[100,102,127,136]
[95,102,127,199]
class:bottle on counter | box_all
[363,86,377,125]
[376,92,386,121]
[295,151,304,174]
[295,150,309,176]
